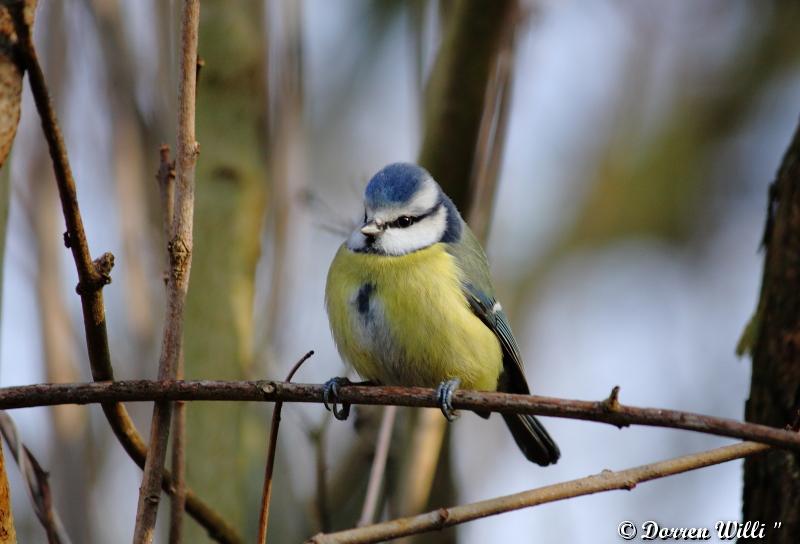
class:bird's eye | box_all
[396,216,413,228]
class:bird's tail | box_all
[502,414,560,466]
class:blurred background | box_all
[1,0,799,542]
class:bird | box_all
[323,162,560,466]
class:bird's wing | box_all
[446,225,530,394]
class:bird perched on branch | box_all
[324,163,560,466]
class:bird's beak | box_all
[360,220,383,236]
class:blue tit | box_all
[324,163,559,466]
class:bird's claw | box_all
[323,377,352,421]
[436,378,461,422]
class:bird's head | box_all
[347,163,462,255]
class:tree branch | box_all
[133,0,200,540]
[257,350,315,544]
[7,4,239,542]
[307,441,771,544]
[1,381,800,452]
[155,145,187,544]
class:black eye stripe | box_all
[387,202,442,229]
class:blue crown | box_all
[365,163,433,208]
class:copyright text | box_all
[617,520,783,541]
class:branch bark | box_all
[1,381,800,452]
[156,145,186,544]
[308,442,770,544]
[133,0,200,541]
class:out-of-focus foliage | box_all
[564,2,800,249]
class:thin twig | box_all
[307,441,771,543]
[358,406,397,527]
[1,382,800,452]
[257,350,315,544]
[157,145,186,544]
[133,0,200,541]
[8,3,238,541]
[0,412,71,544]
[154,145,187,544]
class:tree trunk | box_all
[419,0,516,216]
[742,119,800,541]
[393,3,519,544]
[183,2,268,539]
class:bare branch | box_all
[155,145,186,544]
[307,441,771,543]
[0,412,70,543]
[1,381,800,452]
[257,351,315,544]
[133,0,201,540]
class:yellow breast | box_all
[325,243,502,390]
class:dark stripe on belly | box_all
[356,283,375,315]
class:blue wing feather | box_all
[447,224,560,465]
[462,283,530,394]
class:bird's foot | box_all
[323,377,352,420]
[436,378,461,422]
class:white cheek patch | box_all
[377,205,447,255]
